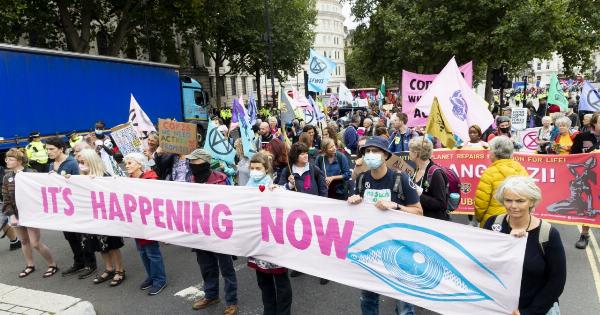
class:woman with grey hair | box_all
[408,136,449,220]
[474,136,529,226]
[550,116,579,154]
[536,116,553,154]
[124,152,168,295]
[484,176,566,315]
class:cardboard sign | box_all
[110,123,144,156]
[510,108,528,131]
[158,119,198,155]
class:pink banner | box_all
[402,62,473,127]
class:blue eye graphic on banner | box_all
[308,48,336,93]
[347,223,505,303]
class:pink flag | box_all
[292,88,311,108]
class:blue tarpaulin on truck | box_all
[0,45,183,148]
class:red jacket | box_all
[135,170,159,247]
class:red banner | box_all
[431,150,600,227]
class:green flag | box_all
[548,74,568,111]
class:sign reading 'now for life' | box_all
[15,173,525,315]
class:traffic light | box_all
[492,69,502,89]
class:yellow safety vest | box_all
[69,135,83,148]
[25,141,48,164]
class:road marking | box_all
[578,226,600,304]
[174,262,247,301]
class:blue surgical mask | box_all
[249,170,267,181]
[364,153,383,170]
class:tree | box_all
[348,0,600,104]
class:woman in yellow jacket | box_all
[475,136,529,227]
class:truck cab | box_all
[181,76,209,143]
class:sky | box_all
[342,2,359,30]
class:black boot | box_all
[9,239,21,250]
[575,234,590,249]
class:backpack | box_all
[426,164,461,212]
[493,214,552,255]
[356,171,405,203]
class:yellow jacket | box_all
[475,158,528,226]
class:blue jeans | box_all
[137,242,167,287]
[360,290,415,315]
[195,250,238,305]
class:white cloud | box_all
[342,1,359,30]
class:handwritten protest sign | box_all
[110,123,144,156]
[16,173,525,315]
[158,119,197,155]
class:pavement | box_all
[0,215,599,315]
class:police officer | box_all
[25,131,48,172]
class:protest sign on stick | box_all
[158,119,197,155]
[110,123,144,156]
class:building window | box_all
[252,79,257,91]
[209,77,214,97]
[231,77,237,96]
[537,62,541,70]
[546,62,550,70]
[218,77,225,97]
[536,76,541,82]
[242,76,247,95]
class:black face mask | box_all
[190,163,211,183]
[499,127,510,134]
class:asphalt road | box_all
[1,215,599,315]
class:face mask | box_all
[499,127,510,133]
[190,163,211,183]
[364,152,383,170]
[249,170,267,181]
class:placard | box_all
[158,119,198,155]
[510,108,528,131]
[110,123,144,156]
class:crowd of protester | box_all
[2,94,598,315]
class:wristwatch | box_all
[395,203,401,210]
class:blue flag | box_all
[204,119,236,164]
[579,81,600,112]
[248,95,257,125]
[307,49,336,93]
[279,88,296,124]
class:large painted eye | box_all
[347,223,506,303]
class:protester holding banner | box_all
[316,138,352,201]
[475,136,529,227]
[348,136,422,315]
[245,153,293,315]
[459,125,488,149]
[2,148,57,278]
[278,142,328,283]
[408,137,450,221]
[388,113,419,153]
[550,117,579,154]
[484,176,566,315]
[185,149,238,314]
[570,112,600,249]
[77,149,126,285]
[124,152,167,294]
[46,137,98,278]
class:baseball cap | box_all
[186,149,212,164]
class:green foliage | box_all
[348,0,600,96]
